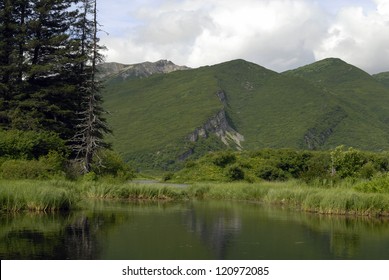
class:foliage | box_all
[0,151,66,180]
[256,165,287,181]
[0,0,111,175]
[91,149,135,180]
[212,151,236,167]
[330,146,366,178]
[171,147,388,183]
[354,174,389,194]
[225,163,245,181]
[0,129,67,159]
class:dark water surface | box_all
[1,200,389,260]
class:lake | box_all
[1,200,389,259]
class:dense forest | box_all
[0,0,125,178]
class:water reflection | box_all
[1,201,389,260]
[185,202,242,259]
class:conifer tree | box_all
[72,0,111,173]
[0,0,30,128]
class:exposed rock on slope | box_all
[98,59,189,81]
[188,109,244,150]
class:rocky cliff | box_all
[188,109,244,150]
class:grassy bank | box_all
[188,181,389,216]
[0,179,188,213]
[1,179,389,217]
[0,180,79,212]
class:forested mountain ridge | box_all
[102,58,389,170]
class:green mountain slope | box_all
[102,58,389,170]
[285,58,389,150]
[103,66,223,169]
[373,72,389,89]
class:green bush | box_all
[0,129,67,159]
[355,174,389,193]
[212,151,236,167]
[162,172,174,181]
[226,163,245,181]
[256,165,287,181]
[0,151,65,180]
[331,146,366,178]
[92,150,135,180]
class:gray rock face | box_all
[97,59,189,81]
[188,109,244,150]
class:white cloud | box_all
[314,3,389,74]
[99,0,389,73]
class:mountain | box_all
[102,58,389,170]
[97,59,189,81]
[285,58,389,150]
[373,72,389,89]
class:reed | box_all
[81,182,189,201]
[2,179,389,216]
[0,180,79,212]
[189,181,389,216]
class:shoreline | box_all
[1,179,389,217]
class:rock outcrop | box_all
[188,110,244,150]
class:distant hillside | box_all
[373,72,389,89]
[102,58,389,170]
[97,60,189,81]
[285,58,389,150]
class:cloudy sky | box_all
[97,0,389,74]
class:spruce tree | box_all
[72,0,111,173]
[0,0,30,128]
[14,0,81,136]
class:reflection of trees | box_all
[330,231,360,259]
[0,211,122,259]
[185,203,242,259]
[63,216,98,259]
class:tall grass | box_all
[2,179,389,216]
[188,181,389,216]
[79,181,189,201]
[0,180,79,212]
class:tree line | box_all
[0,0,110,173]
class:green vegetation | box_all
[187,182,389,216]
[373,71,389,89]
[2,178,389,217]
[170,147,389,184]
[1,145,389,217]
[102,58,389,170]
[0,180,78,212]
[0,0,111,176]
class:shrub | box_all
[212,151,236,167]
[92,150,135,180]
[354,174,389,193]
[0,151,65,180]
[0,129,67,159]
[359,161,377,179]
[162,172,174,181]
[226,163,245,181]
[331,146,366,178]
[256,165,287,181]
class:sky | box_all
[97,0,389,74]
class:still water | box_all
[1,200,389,260]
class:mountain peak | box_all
[285,57,373,86]
[98,59,190,81]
